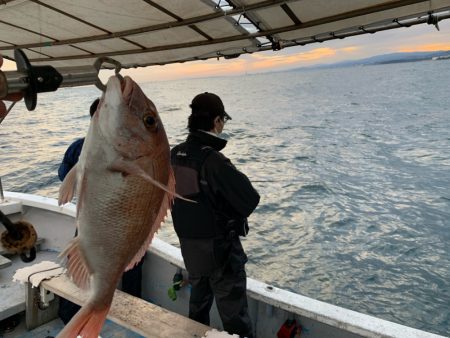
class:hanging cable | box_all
[393,18,411,28]
[359,26,375,34]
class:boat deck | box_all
[40,274,211,338]
[2,314,144,338]
[0,246,56,322]
[1,248,214,338]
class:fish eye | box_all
[143,115,156,128]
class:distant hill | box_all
[305,50,450,70]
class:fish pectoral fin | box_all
[109,158,195,203]
[58,164,78,205]
[58,236,91,290]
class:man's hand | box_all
[1,55,23,120]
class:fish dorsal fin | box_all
[124,166,176,271]
[109,158,192,202]
[59,236,91,289]
[58,164,78,205]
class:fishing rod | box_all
[0,49,122,119]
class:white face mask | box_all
[212,116,223,135]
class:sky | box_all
[2,18,450,83]
[120,19,450,82]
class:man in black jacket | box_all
[171,92,259,338]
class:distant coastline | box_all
[302,50,450,70]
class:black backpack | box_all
[171,143,218,239]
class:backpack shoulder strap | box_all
[198,146,216,205]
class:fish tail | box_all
[56,302,111,338]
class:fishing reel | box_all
[0,48,122,117]
[12,49,63,111]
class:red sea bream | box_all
[57,75,175,338]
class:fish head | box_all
[95,75,169,160]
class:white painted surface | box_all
[203,329,238,337]
[0,254,11,269]
[0,199,23,215]
[3,191,76,217]
[13,260,64,288]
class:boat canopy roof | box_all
[1,0,450,69]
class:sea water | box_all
[1,60,449,336]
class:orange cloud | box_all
[170,59,247,76]
[122,46,361,82]
[4,44,362,83]
[122,58,248,82]
[122,47,341,81]
[340,46,360,53]
[246,47,337,70]
[398,42,450,52]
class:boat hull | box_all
[0,192,445,338]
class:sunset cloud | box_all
[398,42,450,52]
[121,45,366,82]
[122,47,345,81]
[340,46,360,53]
[245,47,337,70]
[224,45,361,72]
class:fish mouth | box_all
[104,75,133,104]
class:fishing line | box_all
[27,266,64,284]
[0,102,16,124]
[6,101,16,114]
[38,2,42,55]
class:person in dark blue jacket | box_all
[57,138,84,181]
[57,98,144,324]
[57,99,98,181]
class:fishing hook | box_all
[93,57,123,92]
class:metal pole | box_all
[0,210,22,240]
[0,177,4,203]
[1,65,100,98]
